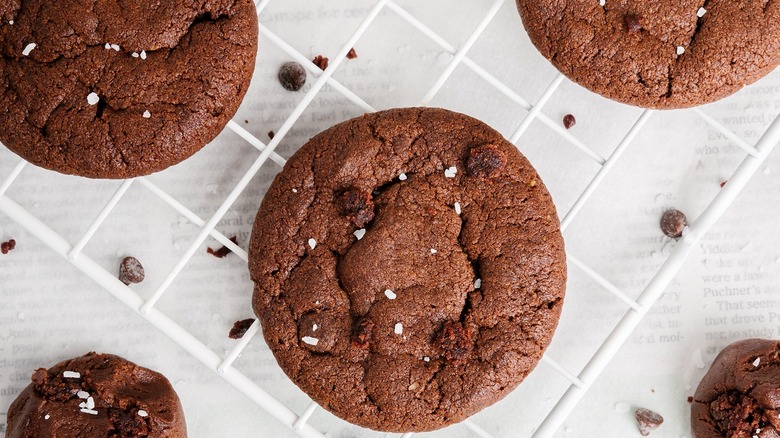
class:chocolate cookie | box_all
[7,352,186,437]
[248,108,567,432]
[691,339,780,438]
[0,0,258,178]
[516,2,780,109]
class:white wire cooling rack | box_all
[2,0,780,436]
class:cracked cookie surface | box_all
[0,0,257,178]
[692,339,780,438]
[516,1,780,109]
[7,352,186,437]
[248,107,567,432]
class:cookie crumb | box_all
[720,180,728,188]
[635,408,663,436]
[312,55,329,71]
[207,236,238,258]
[1,239,16,254]
[278,62,307,91]
[229,319,255,339]
[563,114,576,129]
[660,209,687,238]
[687,396,693,403]
[624,14,643,33]
[346,48,358,59]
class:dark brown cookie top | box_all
[0,0,257,179]
[248,108,567,432]
[692,339,780,438]
[516,1,780,109]
[7,352,187,437]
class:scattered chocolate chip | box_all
[660,209,687,238]
[312,55,329,71]
[466,144,506,178]
[720,180,728,188]
[434,321,472,363]
[118,256,145,285]
[229,319,255,339]
[635,408,663,436]
[624,14,643,33]
[268,131,275,140]
[109,408,151,437]
[340,190,375,227]
[687,396,694,403]
[278,61,307,91]
[346,48,358,59]
[207,236,238,258]
[351,317,374,348]
[1,239,16,254]
[244,119,249,124]
[563,114,576,129]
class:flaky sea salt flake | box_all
[77,391,89,399]
[384,289,397,299]
[138,410,148,417]
[394,323,403,335]
[308,238,317,249]
[399,173,408,181]
[354,228,366,240]
[22,43,36,56]
[87,92,99,105]
[86,397,95,409]
[63,371,80,379]
[142,110,151,118]
[302,336,319,346]
[444,166,457,178]
[44,414,50,420]
[454,202,461,215]
[676,46,685,55]
[111,44,120,51]
[80,408,98,415]
[754,357,761,367]
[474,278,482,289]
[430,248,437,254]
[140,50,147,60]
[697,7,707,17]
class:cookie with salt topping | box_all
[248,107,567,432]
[516,1,780,109]
[0,0,257,178]
[7,352,186,437]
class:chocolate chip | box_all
[268,130,275,140]
[563,114,576,129]
[109,408,151,437]
[351,317,374,348]
[1,239,16,254]
[635,408,663,436]
[312,55,329,71]
[229,319,255,339]
[341,190,375,227]
[720,180,728,188]
[346,48,358,59]
[434,321,472,363]
[466,144,506,178]
[118,257,145,285]
[625,14,643,33]
[278,61,307,91]
[207,236,238,258]
[660,209,687,238]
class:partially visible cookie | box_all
[249,107,567,432]
[7,352,187,437]
[0,0,258,178]
[516,2,780,109]
[691,339,780,438]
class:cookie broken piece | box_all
[7,352,187,437]
[691,339,780,438]
[635,407,663,436]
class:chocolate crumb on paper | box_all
[278,61,307,91]
[312,55,329,70]
[1,239,16,254]
[635,408,664,436]
[207,236,238,258]
[346,48,358,59]
[660,209,687,238]
[118,256,145,285]
[563,114,576,129]
[229,319,255,339]
[268,131,275,140]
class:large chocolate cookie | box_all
[248,108,567,432]
[7,352,187,437]
[691,339,780,438]
[0,0,257,178]
[516,1,780,109]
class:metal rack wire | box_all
[2,0,780,436]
